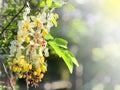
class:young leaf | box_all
[53,38,68,49]
[48,41,63,57]
[45,33,54,40]
[51,2,63,8]
[40,1,46,7]
[65,50,79,67]
[62,50,73,73]
[48,41,74,73]
[46,0,53,7]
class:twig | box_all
[0,59,15,90]
[0,54,8,59]
[0,0,29,39]
[26,80,29,90]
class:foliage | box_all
[0,0,79,88]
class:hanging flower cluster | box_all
[8,4,59,86]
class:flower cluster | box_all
[9,5,59,86]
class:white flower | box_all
[46,20,53,31]
[23,7,31,21]
[30,12,47,29]
[9,40,24,57]
[39,47,44,56]
[18,17,35,35]
[45,13,54,30]
[17,28,29,43]
[44,48,49,57]
[26,41,36,55]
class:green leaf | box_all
[9,24,17,29]
[40,1,46,7]
[62,50,73,73]
[45,33,54,40]
[65,51,79,67]
[8,7,14,12]
[48,41,63,57]
[52,17,58,27]
[46,0,53,7]
[48,41,73,73]
[51,2,63,8]
[53,38,68,49]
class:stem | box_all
[0,59,15,90]
[26,78,29,90]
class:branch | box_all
[0,59,15,90]
[0,0,29,39]
[0,54,8,59]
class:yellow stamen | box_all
[17,35,23,41]
[36,19,42,28]
[42,29,48,37]
[25,36,30,43]
[23,23,29,30]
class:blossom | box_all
[9,3,59,86]
[42,28,48,37]
[9,40,24,57]
[44,48,49,57]
[30,12,47,29]
[23,4,31,21]
[18,18,34,33]
[54,13,59,19]
[25,36,30,43]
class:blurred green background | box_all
[1,0,120,90]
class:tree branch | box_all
[0,0,29,39]
[0,59,15,90]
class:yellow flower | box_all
[36,68,41,73]
[18,74,23,78]
[18,19,34,34]
[40,73,44,78]
[23,23,30,31]
[54,13,59,19]
[23,63,29,72]
[29,64,32,70]
[40,56,45,64]
[13,58,17,63]
[12,65,18,72]
[39,73,44,79]
[41,65,47,73]
[42,28,48,37]
[36,19,42,28]
[17,67,22,73]
[30,12,46,28]
[33,71,37,76]
[25,36,30,43]
[19,58,25,67]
